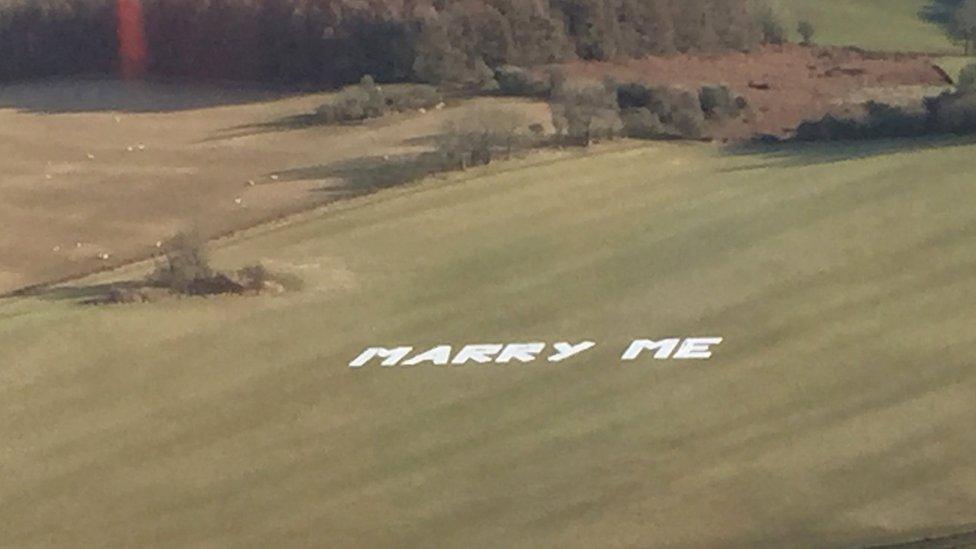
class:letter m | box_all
[348,347,413,368]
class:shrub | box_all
[756,7,788,45]
[146,234,298,297]
[315,87,371,123]
[495,65,553,97]
[864,101,927,137]
[793,92,976,141]
[794,114,862,141]
[617,82,656,109]
[550,79,622,146]
[232,263,303,294]
[699,85,746,119]
[671,108,707,139]
[958,63,976,93]
[315,78,443,124]
[621,108,669,139]
[383,85,443,112]
[612,82,713,140]
[439,107,529,168]
[797,20,816,45]
[147,232,215,295]
[930,91,976,134]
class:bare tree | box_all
[439,107,528,169]
[954,0,976,55]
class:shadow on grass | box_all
[203,113,352,142]
[721,134,976,171]
[0,78,300,114]
[11,280,146,304]
[273,152,452,193]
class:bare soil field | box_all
[0,80,549,295]
[562,44,951,138]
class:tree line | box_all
[0,0,773,86]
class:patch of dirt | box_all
[560,44,951,138]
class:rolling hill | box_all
[1,138,974,547]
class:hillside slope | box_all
[0,80,548,294]
[777,0,958,53]
[1,140,975,547]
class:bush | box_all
[147,234,298,297]
[757,7,788,45]
[439,107,529,168]
[930,91,976,134]
[621,108,670,139]
[383,85,443,112]
[550,79,622,146]
[864,101,927,137]
[617,82,656,109]
[958,63,976,93]
[797,20,816,45]
[793,91,976,141]
[612,82,713,140]
[699,85,746,120]
[495,65,553,97]
[315,78,443,124]
[671,109,707,139]
[147,232,215,295]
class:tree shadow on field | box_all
[201,110,379,142]
[0,78,296,113]
[273,152,451,194]
[204,114,328,141]
[10,280,144,304]
[721,134,976,171]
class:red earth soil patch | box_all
[559,44,951,139]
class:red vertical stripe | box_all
[116,0,147,79]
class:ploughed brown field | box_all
[562,44,951,138]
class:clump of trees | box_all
[952,0,976,55]
[140,232,297,299]
[958,62,976,93]
[549,77,748,144]
[438,107,530,169]
[550,78,624,145]
[755,4,788,46]
[793,87,976,141]
[314,76,443,123]
[0,0,780,87]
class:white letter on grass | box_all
[673,338,724,360]
[621,339,680,361]
[349,347,413,368]
[548,341,596,363]
[496,343,546,364]
[453,344,504,365]
[402,346,453,366]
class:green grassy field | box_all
[777,0,962,53]
[1,138,975,547]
